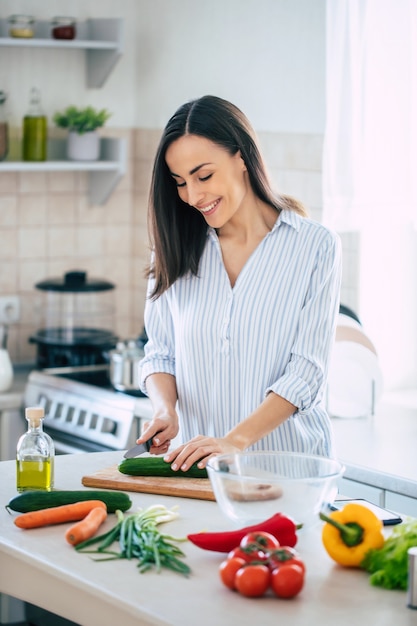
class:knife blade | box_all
[123,438,152,459]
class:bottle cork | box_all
[25,406,45,426]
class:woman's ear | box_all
[238,151,247,172]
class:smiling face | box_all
[165,134,249,228]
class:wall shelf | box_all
[0,137,127,206]
[0,18,123,87]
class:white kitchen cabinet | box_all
[385,492,417,518]
[0,18,123,88]
[0,137,127,206]
[337,477,385,506]
[337,477,417,517]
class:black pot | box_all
[30,270,118,370]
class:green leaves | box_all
[75,504,191,577]
[53,106,111,134]
[361,517,417,589]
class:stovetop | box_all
[23,370,152,453]
[41,364,146,397]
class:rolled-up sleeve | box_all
[265,230,342,414]
[139,279,176,394]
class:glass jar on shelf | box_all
[51,16,76,40]
[8,14,35,38]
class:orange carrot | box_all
[14,500,107,529]
[65,506,108,546]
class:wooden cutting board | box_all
[82,464,215,501]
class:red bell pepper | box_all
[187,513,299,552]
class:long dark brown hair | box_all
[147,95,306,299]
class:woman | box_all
[137,95,341,471]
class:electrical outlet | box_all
[0,296,20,324]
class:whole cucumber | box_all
[7,489,132,513]
[118,456,208,478]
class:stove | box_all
[23,370,152,454]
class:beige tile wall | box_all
[0,127,358,365]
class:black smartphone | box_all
[330,498,403,526]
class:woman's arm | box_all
[224,392,297,449]
[163,392,297,471]
[135,373,180,454]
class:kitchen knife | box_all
[123,438,153,459]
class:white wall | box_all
[0,0,325,133]
[134,0,325,132]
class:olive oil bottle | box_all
[22,87,47,161]
[16,406,54,492]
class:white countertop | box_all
[1,451,416,626]
[331,392,417,497]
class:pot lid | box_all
[35,270,115,293]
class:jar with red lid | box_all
[51,16,76,40]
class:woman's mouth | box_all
[197,198,221,216]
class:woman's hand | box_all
[139,373,179,454]
[163,435,241,471]
[137,413,179,456]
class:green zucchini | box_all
[118,456,208,478]
[6,490,132,514]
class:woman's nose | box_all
[185,182,203,207]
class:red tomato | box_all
[268,547,306,574]
[270,563,305,599]
[229,544,269,563]
[227,546,259,563]
[235,564,271,598]
[240,531,280,552]
[219,557,246,590]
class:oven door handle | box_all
[42,364,109,375]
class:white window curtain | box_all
[323,0,417,230]
[323,0,417,390]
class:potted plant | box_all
[53,105,111,161]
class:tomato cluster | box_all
[219,531,305,599]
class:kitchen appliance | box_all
[30,270,118,378]
[23,370,152,455]
[109,334,146,394]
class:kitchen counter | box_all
[0,451,416,626]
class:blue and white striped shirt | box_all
[140,210,342,457]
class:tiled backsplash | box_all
[0,128,358,364]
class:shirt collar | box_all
[207,208,302,241]
[272,209,302,232]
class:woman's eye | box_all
[199,174,212,182]
[175,180,186,188]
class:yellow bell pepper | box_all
[320,502,385,567]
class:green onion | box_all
[75,504,191,577]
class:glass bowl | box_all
[207,451,345,529]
